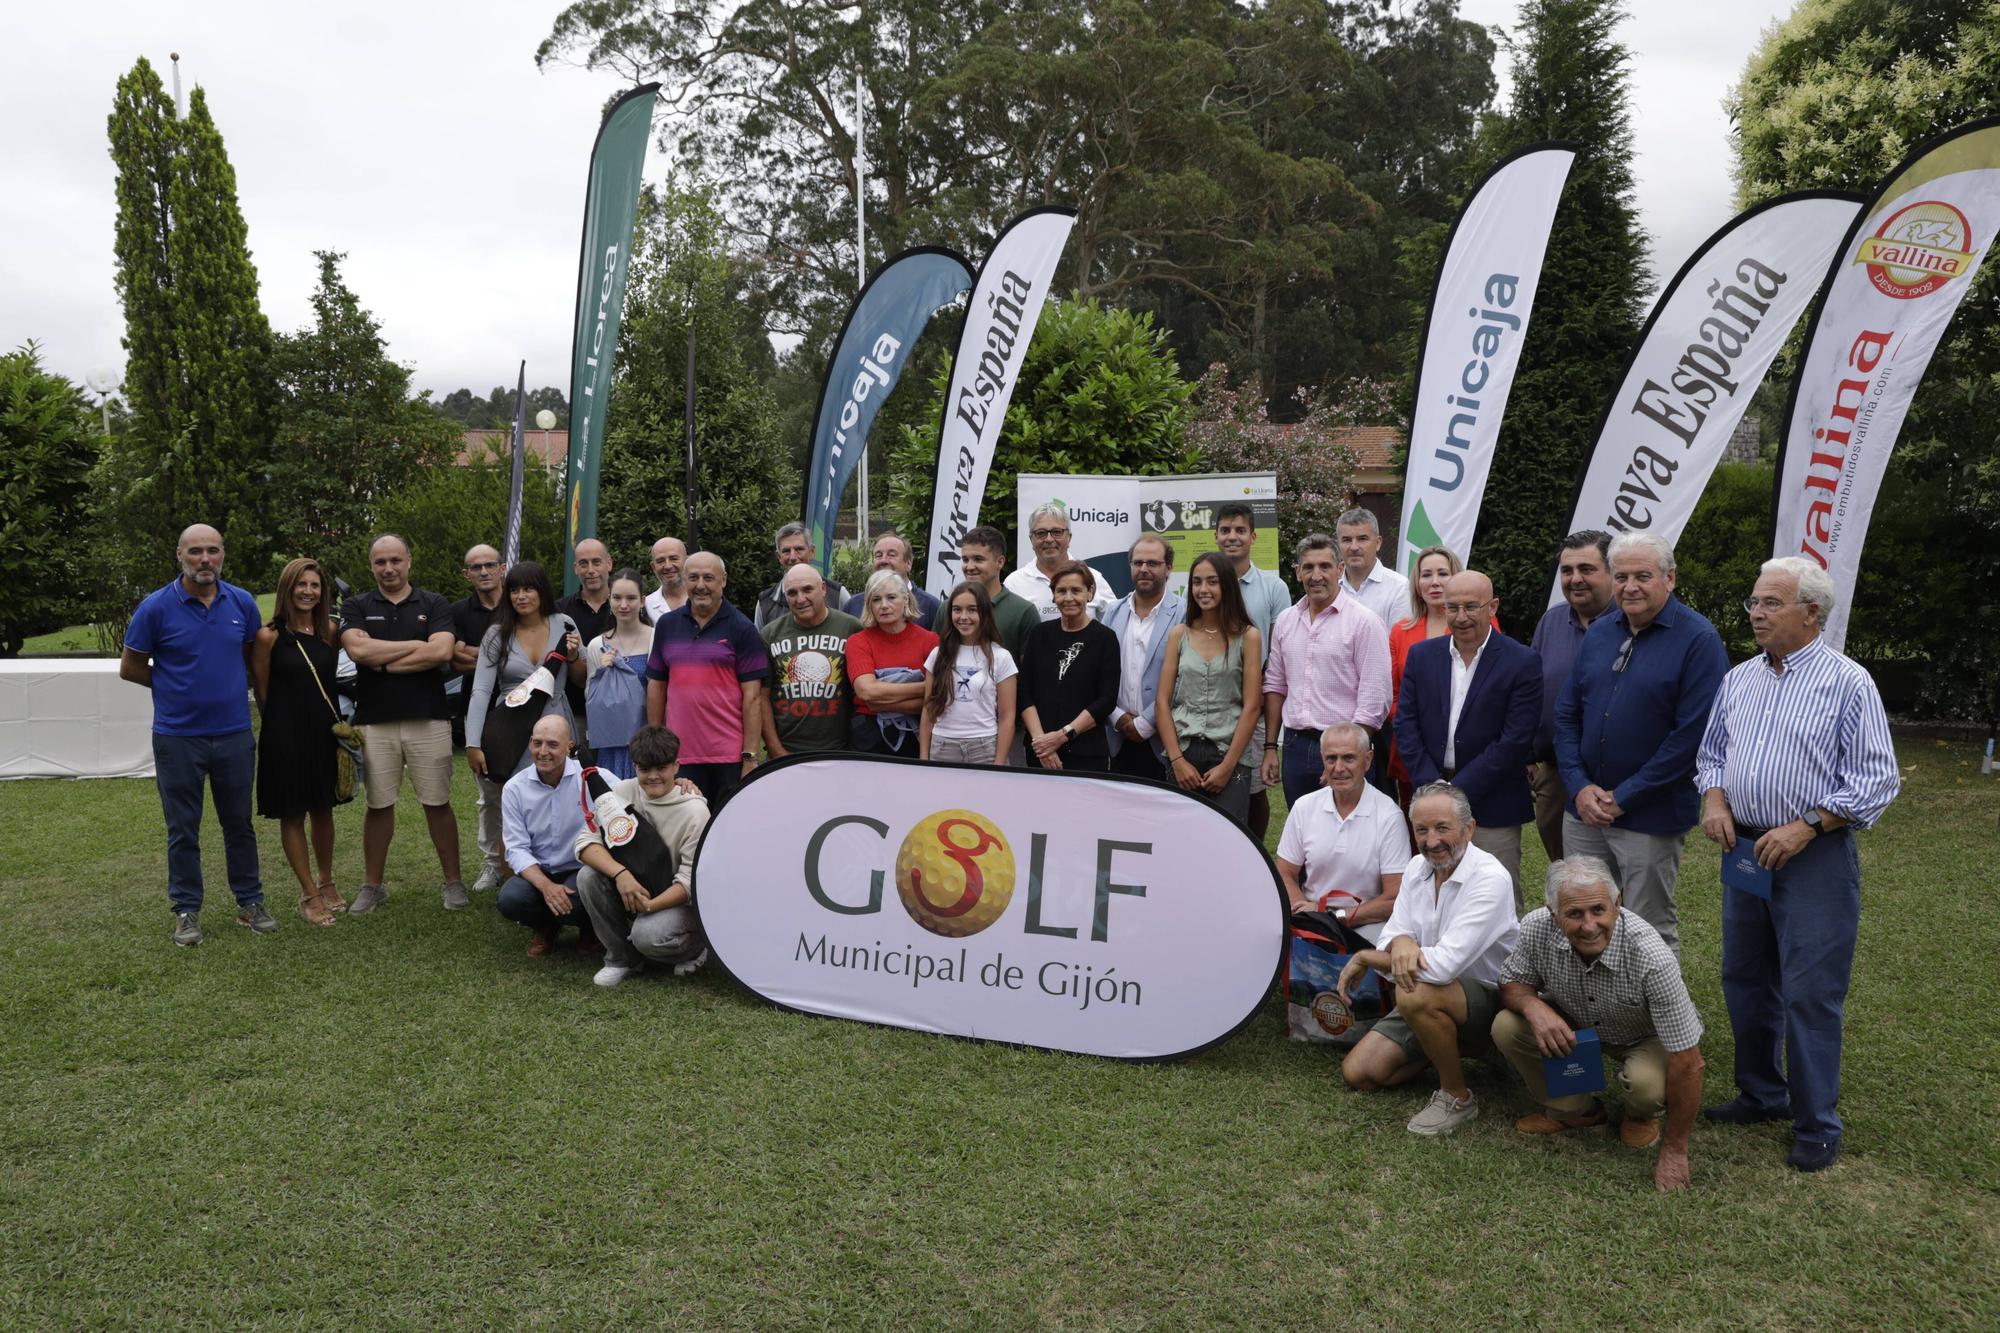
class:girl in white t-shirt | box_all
[919,582,1018,765]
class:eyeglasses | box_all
[1130,559,1166,569]
[1030,528,1068,540]
[1442,600,1493,615]
[466,561,501,572]
[1743,597,1804,614]
[1612,634,1635,673]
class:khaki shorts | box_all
[360,718,454,809]
[1369,976,1501,1062]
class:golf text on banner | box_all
[695,755,1287,1060]
[503,360,527,568]
[560,82,659,595]
[1773,117,2000,649]
[1397,144,1575,579]
[1550,192,1862,606]
[1015,473,1279,602]
[924,206,1077,595]
[804,247,974,571]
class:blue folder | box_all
[1722,836,1773,900]
[1541,1027,1606,1095]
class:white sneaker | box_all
[671,946,710,977]
[593,961,644,989]
[471,865,505,894]
[1407,1088,1479,1137]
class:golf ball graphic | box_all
[792,650,832,685]
[895,809,1015,938]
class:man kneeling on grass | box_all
[576,724,711,988]
[1493,855,1705,1192]
[1335,782,1520,1136]
[498,715,600,958]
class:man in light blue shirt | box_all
[498,715,596,958]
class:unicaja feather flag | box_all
[803,246,974,573]
[1550,192,1862,606]
[561,82,660,595]
[1773,117,2000,648]
[1397,144,1574,578]
[923,206,1076,595]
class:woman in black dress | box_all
[252,557,343,925]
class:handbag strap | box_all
[293,633,341,723]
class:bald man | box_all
[558,537,616,731]
[495,714,597,958]
[764,562,861,757]
[121,524,273,945]
[1391,570,1542,906]
[645,536,689,621]
[451,543,507,886]
[645,552,770,806]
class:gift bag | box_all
[585,648,647,751]
[1283,922,1388,1047]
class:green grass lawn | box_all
[2,742,1995,1328]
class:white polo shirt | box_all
[1276,783,1410,944]
[1003,564,1115,623]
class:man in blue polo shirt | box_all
[120,523,275,946]
[1554,532,1728,958]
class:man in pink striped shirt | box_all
[1261,533,1392,809]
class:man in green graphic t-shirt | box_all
[760,564,861,757]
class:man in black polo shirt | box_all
[557,537,614,747]
[450,542,506,891]
[339,534,467,914]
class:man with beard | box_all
[1527,530,1614,861]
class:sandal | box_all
[319,878,348,914]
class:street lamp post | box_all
[85,371,118,434]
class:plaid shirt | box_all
[1498,908,1703,1052]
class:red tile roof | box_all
[1329,426,1400,471]
[458,428,568,467]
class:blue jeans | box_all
[153,729,262,915]
[1720,827,1861,1142]
[1280,728,1325,808]
[497,869,588,933]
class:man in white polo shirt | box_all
[1336,781,1521,1136]
[1274,724,1409,938]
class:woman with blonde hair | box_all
[251,557,344,925]
[847,569,939,753]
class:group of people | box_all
[121,504,1898,1184]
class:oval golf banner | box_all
[1549,191,1863,606]
[1396,142,1575,579]
[695,755,1287,1060]
[1772,117,2000,649]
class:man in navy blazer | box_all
[1101,535,1185,780]
[1394,569,1542,907]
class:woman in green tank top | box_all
[1154,551,1263,824]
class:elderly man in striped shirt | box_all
[1695,556,1899,1173]
[1493,856,1705,1192]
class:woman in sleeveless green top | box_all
[1155,551,1264,824]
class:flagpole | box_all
[853,66,869,549]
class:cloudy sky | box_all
[5,0,1796,402]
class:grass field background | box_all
[3,740,1995,1327]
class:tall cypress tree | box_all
[104,58,274,584]
[1474,0,1647,623]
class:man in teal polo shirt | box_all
[120,523,275,946]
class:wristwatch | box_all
[1334,908,1350,925]
[1802,810,1824,835]
[740,751,755,762]
[1062,725,1076,740]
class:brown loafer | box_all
[1620,1116,1661,1149]
[526,928,557,958]
[1515,1105,1608,1135]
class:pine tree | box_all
[103,58,274,589]
[1472,0,1647,624]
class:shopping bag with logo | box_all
[1283,919,1387,1047]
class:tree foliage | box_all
[595,183,793,598]
[1733,0,2000,714]
[887,298,1197,555]
[0,345,102,657]
[432,385,570,430]
[103,60,274,579]
[370,460,567,596]
[1459,0,1648,629]
[268,251,463,587]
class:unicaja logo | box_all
[1855,201,1977,299]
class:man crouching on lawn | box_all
[1493,855,1705,1192]
[1336,782,1521,1136]
[575,724,712,988]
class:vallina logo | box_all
[1856,201,1977,299]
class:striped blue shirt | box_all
[1694,635,1899,830]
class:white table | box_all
[0,659,158,779]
